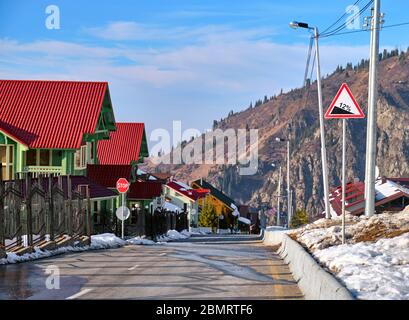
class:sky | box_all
[0,0,408,146]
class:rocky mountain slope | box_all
[142,50,409,219]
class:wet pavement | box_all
[0,236,303,300]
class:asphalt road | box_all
[0,236,303,300]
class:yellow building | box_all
[191,179,239,217]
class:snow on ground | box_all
[0,230,193,265]
[238,217,251,225]
[289,208,409,300]
[126,236,157,245]
[313,233,409,300]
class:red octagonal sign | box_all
[116,178,130,194]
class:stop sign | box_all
[116,178,129,194]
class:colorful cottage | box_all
[329,177,409,217]
[0,80,121,227]
[86,122,152,226]
[163,180,209,230]
[0,80,116,179]
[191,179,239,217]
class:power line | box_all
[320,22,409,38]
[302,44,316,110]
[321,0,373,37]
[321,0,363,35]
[303,36,314,87]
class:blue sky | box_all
[0,0,408,144]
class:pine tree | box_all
[290,208,309,228]
[198,202,218,230]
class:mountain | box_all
[142,49,409,220]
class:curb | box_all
[263,230,354,300]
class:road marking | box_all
[159,253,167,256]
[128,264,139,271]
[66,288,93,300]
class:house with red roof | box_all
[0,80,123,231]
[0,80,116,180]
[163,180,210,230]
[329,177,409,217]
[86,122,153,231]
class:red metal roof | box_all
[167,181,209,201]
[128,181,163,200]
[329,178,409,216]
[87,164,131,188]
[97,123,146,165]
[0,80,110,149]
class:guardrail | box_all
[263,230,354,300]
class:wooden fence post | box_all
[0,167,6,259]
[67,175,72,236]
[26,174,33,248]
[86,185,92,239]
[48,176,55,241]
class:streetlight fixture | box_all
[275,137,291,227]
[289,20,331,219]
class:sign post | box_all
[116,178,130,239]
[325,83,365,244]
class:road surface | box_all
[0,235,303,300]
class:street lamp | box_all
[275,137,292,227]
[289,20,331,219]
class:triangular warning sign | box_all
[325,83,365,119]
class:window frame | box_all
[0,144,14,180]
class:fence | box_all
[120,207,188,240]
[0,173,91,257]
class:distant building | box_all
[191,179,239,216]
[329,177,409,217]
[163,180,209,230]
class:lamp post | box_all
[289,21,331,219]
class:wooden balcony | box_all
[22,165,63,176]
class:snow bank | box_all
[91,233,126,249]
[0,231,174,265]
[166,229,189,240]
[126,236,157,245]
[290,209,409,300]
[238,217,251,225]
[314,233,409,300]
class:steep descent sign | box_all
[325,83,365,119]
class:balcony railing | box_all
[22,166,63,176]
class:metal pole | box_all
[364,9,374,219]
[276,166,282,226]
[342,119,346,244]
[364,0,381,217]
[287,140,291,227]
[314,27,331,219]
[121,193,125,239]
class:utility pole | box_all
[287,140,291,226]
[313,27,331,219]
[364,0,381,217]
[289,21,331,218]
[276,166,282,226]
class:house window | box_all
[90,141,95,163]
[75,144,88,169]
[26,149,37,166]
[25,149,52,167]
[0,145,14,180]
[52,150,63,166]
[39,150,50,166]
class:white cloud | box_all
[0,24,373,138]
[84,21,276,43]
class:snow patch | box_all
[290,210,409,300]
